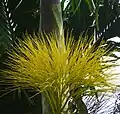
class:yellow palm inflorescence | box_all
[1,33,116,113]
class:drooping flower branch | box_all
[1,33,117,114]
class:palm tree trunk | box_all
[39,0,62,114]
[39,0,88,114]
[39,0,63,36]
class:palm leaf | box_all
[0,0,17,57]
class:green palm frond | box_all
[0,33,117,113]
[0,0,17,57]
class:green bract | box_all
[1,33,116,113]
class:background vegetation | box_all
[0,0,120,114]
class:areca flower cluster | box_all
[0,33,116,113]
